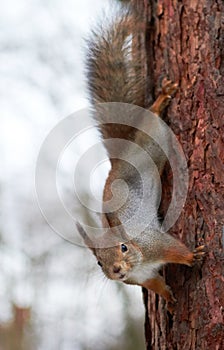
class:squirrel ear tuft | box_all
[76,222,88,239]
[76,222,95,252]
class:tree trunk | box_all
[141,0,224,349]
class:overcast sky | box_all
[0,1,145,349]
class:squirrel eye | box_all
[97,261,102,268]
[121,244,128,253]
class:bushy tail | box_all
[86,8,146,107]
[86,6,146,142]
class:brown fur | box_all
[79,4,207,313]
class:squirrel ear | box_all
[76,222,96,252]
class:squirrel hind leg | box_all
[149,78,178,116]
[142,275,177,314]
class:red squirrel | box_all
[77,3,206,313]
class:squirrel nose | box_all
[113,265,121,273]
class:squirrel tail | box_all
[86,6,147,140]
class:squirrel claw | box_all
[167,297,177,315]
[161,77,178,97]
[150,77,178,115]
[166,286,177,315]
[192,245,207,263]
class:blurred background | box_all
[0,0,145,349]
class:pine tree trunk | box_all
[140,0,224,349]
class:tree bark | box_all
[141,0,224,349]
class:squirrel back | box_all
[85,5,175,231]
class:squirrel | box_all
[77,3,206,313]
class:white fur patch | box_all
[127,262,163,284]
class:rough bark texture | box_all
[140,0,224,349]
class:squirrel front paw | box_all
[192,245,207,264]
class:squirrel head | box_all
[76,215,143,282]
[94,240,143,281]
